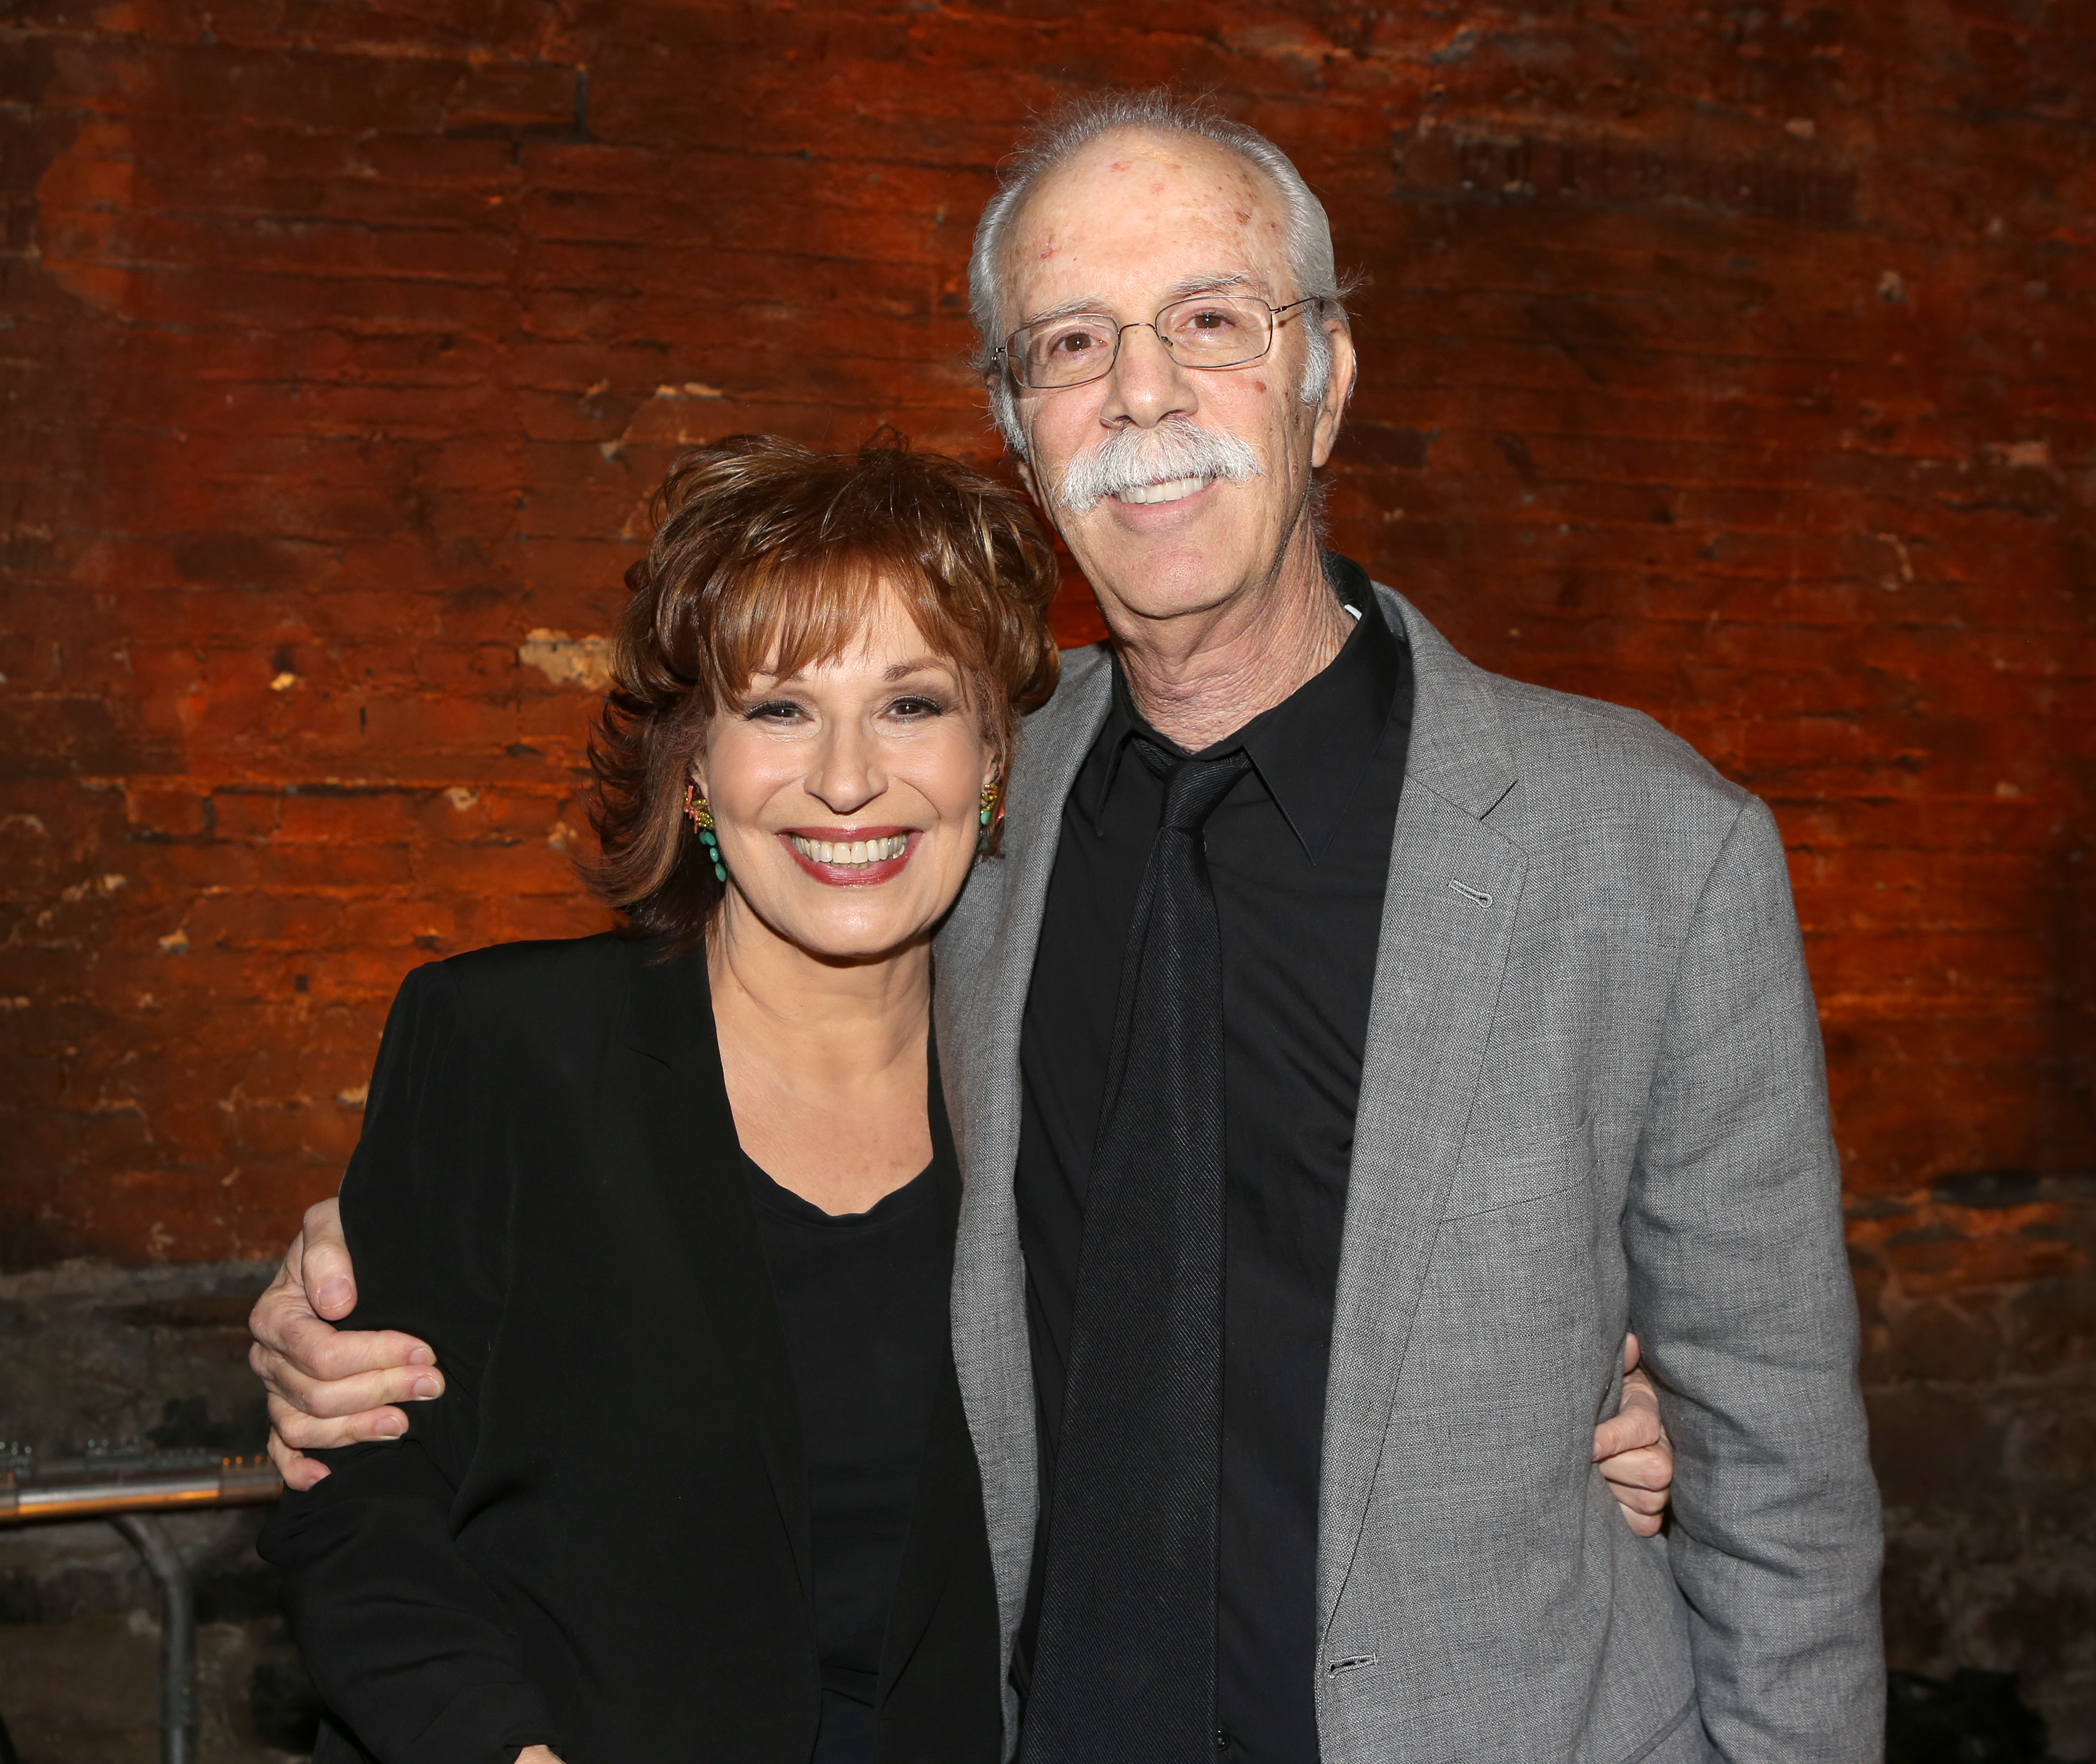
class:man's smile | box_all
[1111,474,1215,506]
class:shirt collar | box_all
[1078,552,1406,865]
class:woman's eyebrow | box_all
[882,656,953,682]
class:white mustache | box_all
[1052,416,1263,515]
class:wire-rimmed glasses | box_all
[998,293,1323,391]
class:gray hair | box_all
[968,90,1348,458]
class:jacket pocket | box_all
[1440,1118,1594,1219]
[1617,1693,1704,1763]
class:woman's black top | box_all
[745,1153,955,1763]
[259,934,1001,1764]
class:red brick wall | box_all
[3,0,2093,1733]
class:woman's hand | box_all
[1594,1334,1673,1536]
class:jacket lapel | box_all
[1316,587,1529,1637]
[613,940,812,1600]
[934,642,1114,1659]
[876,1058,972,1696]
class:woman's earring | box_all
[978,778,1002,855]
[685,781,727,883]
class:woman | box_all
[261,435,1672,1764]
[263,435,1055,1763]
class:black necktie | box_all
[1024,739,1252,1763]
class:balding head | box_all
[971,91,1347,458]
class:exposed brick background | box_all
[2,0,2091,1747]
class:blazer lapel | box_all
[935,642,1114,1173]
[876,1054,971,1696]
[612,940,812,1600]
[1316,587,1529,1638]
[934,642,1114,1657]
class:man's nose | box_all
[1099,323,1194,428]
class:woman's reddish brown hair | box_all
[584,433,1063,952]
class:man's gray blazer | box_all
[932,586,1883,1764]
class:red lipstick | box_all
[778,826,918,888]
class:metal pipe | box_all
[0,1455,279,1763]
[0,1454,281,1524]
[114,1511,197,1764]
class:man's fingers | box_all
[299,1197,356,1319]
[267,1429,330,1493]
[252,1241,435,1387]
[1621,1330,1643,1376]
[259,1350,441,1421]
[267,1390,411,1453]
[1618,1506,1664,1539]
[259,1299,434,1391]
[265,1307,435,1384]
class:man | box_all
[252,91,1880,1761]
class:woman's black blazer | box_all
[260,933,1003,1764]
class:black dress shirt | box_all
[1012,555,1413,1763]
[746,1150,955,1764]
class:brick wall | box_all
[2,0,2091,1746]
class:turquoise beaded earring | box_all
[977,777,1003,855]
[684,781,727,883]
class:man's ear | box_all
[1309,320,1357,470]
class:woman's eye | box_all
[887,695,946,719]
[745,699,805,722]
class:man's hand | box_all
[249,1196,442,1491]
[516,1750,564,1762]
[254,1205,1673,1528]
[1593,1333,1672,1536]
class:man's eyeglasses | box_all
[998,294,1324,391]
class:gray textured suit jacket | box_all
[932,585,1883,1764]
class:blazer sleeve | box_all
[259,961,561,1764]
[1621,795,1884,1762]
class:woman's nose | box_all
[806,727,885,814]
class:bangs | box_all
[695,545,993,719]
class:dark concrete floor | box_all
[0,1613,311,1763]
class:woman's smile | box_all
[781,826,919,885]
